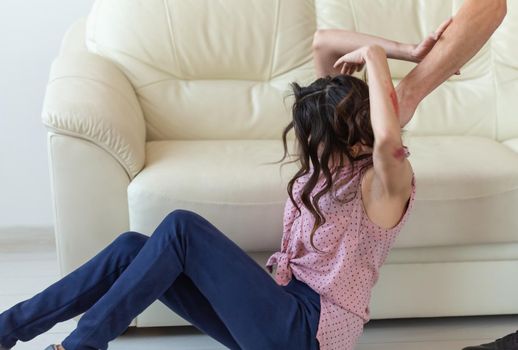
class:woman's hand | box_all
[333,45,384,75]
[333,17,460,75]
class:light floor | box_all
[1,229,517,350]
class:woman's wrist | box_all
[365,43,418,64]
[364,45,387,62]
[396,42,419,63]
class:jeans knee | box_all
[159,209,204,240]
[162,209,202,230]
[164,209,197,223]
[111,231,148,258]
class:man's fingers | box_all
[419,37,435,50]
[435,17,453,38]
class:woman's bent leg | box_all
[0,231,239,350]
[157,273,240,349]
[61,209,320,350]
[0,231,148,348]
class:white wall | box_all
[0,0,94,229]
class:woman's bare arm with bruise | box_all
[335,46,413,228]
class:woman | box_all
[1,20,452,350]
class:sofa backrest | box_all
[85,0,518,142]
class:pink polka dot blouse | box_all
[266,150,417,350]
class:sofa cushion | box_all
[405,136,518,200]
[397,136,518,248]
[128,139,298,251]
[85,0,518,143]
[85,0,315,141]
[504,138,518,153]
[128,136,518,251]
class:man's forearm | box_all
[397,0,507,127]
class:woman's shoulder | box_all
[359,166,417,233]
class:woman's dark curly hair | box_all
[277,74,375,253]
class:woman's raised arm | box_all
[312,18,453,78]
[335,45,413,200]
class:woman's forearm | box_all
[363,46,402,143]
[313,29,414,78]
[363,45,412,195]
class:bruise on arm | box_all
[386,81,405,162]
[387,81,400,118]
[390,89,399,117]
[393,147,407,162]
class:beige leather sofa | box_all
[42,0,518,328]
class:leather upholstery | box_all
[42,0,518,325]
[42,41,146,178]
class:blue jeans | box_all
[0,209,321,350]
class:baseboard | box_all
[0,226,55,253]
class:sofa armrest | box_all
[42,51,146,178]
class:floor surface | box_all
[1,229,517,349]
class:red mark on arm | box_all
[393,147,406,162]
[389,86,399,117]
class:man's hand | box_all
[408,17,461,75]
[409,18,451,63]
[333,17,460,76]
[396,0,507,128]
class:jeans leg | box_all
[61,209,320,350]
[0,230,240,350]
[158,273,241,350]
[0,231,148,349]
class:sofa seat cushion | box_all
[128,139,298,251]
[404,136,518,200]
[128,136,518,252]
[504,138,518,153]
[398,136,518,248]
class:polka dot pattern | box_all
[266,152,417,350]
